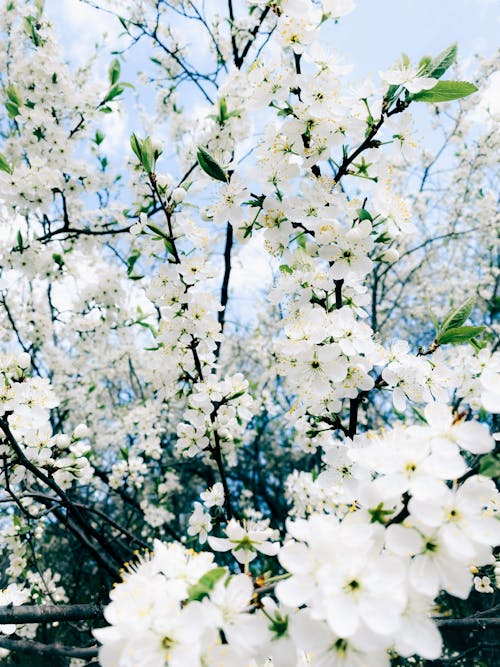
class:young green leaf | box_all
[437,325,485,345]
[478,452,500,479]
[279,264,293,274]
[440,296,475,333]
[187,567,226,602]
[103,83,125,103]
[357,208,372,222]
[427,43,458,79]
[296,233,307,250]
[108,58,121,85]
[5,101,20,118]
[131,132,159,172]
[146,224,175,255]
[127,250,141,276]
[0,152,12,175]
[130,133,143,162]
[412,81,477,103]
[6,84,22,106]
[140,136,155,173]
[52,253,64,269]
[197,147,228,182]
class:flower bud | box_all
[55,434,70,449]
[156,173,172,189]
[381,248,399,263]
[171,187,186,204]
[17,352,31,370]
[73,423,90,439]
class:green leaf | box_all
[145,224,175,255]
[357,208,372,222]
[478,453,500,479]
[437,325,485,345]
[428,43,457,79]
[23,15,41,46]
[127,250,140,276]
[5,100,19,118]
[440,296,475,333]
[418,55,432,72]
[130,133,143,162]
[0,152,12,175]
[108,58,121,85]
[103,83,124,103]
[6,84,22,106]
[219,96,228,123]
[94,130,105,146]
[197,146,227,182]
[146,223,166,238]
[52,253,64,269]
[141,136,156,173]
[163,238,176,256]
[187,567,226,602]
[384,84,399,104]
[412,80,477,103]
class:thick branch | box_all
[0,603,103,625]
[436,617,500,629]
[0,637,98,659]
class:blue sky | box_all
[46,0,499,75]
[332,0,499,77]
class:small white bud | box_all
[55,434,70,449]
[151,137,163,154]
[381,248,399,263]
[17,352,31,370]
[156,173,172,189]
[73,423,90,439]
[171,187,186,204]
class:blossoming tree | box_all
[0,1,498,666]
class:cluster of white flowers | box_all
[0,351,93,487]
[94,542,269,667]
[272,412,499,665]
[176,373,254,464]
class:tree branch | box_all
[0,637,98,659]
[0,603,103,625]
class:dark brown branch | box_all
[0,637,98,659]
[37,224,133,243]
[334,279,343,310]
[237,6,271,67]
[227,0,239,66]
[386,492,410,526]
[436,617,500,629]
[215,222,233,359]
[0,603,103,625]
[0,420,119,575]
[333,99,410,184]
